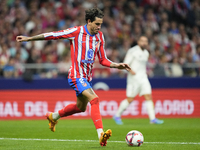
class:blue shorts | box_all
[68,78,92,97]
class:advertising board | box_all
[0,89,199,119]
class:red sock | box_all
[58,103,82,117]
[90,97,103,129]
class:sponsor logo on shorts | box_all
[79,78,87,87]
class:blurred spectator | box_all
[143,8,159,32]
[190,34,199,56]
[173,0,189,25]
[171,57,183,77]
[186,1,197,28]
[149,33,164,53]
[191,0,200,28]
[169,21,179,37]
[182,53,197,77]
[9,42,29,63]
[158,24,169,48]
[192,45,200,76]
[14,51,24,76]
[193,45,200,63]
[3,57,18,78]
[57,50,71,78]
[26,47,40,75]
[153,54,170,77]
[165,46,176,62]
[34,57,46,78]
[132,23,142,43]
[0,44,10,67]
[44,53,58,78]
[108,46,121,77]
[147,52,157,77]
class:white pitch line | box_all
[0,138,199,145]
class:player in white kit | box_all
[113,36,164,125]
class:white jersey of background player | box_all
[113,36,164,125]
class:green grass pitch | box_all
[0,118,200,150]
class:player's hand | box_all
[16,36,30,42]
[130,70,136,75]
[113,63,132,72]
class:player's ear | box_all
[88,19,92,25]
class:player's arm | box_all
[16,27,78,42]
[127,68,136,75]
[123,49,136,75]
[97,34,113,67]
[16,34,45,42]
[97,33,131,72]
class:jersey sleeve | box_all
[43,27,78,40]
[97,33,112,67]
[147,50,150,58]
[123,48,134,65]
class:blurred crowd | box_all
[0,0,200,79]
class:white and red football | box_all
[125,130,144,147]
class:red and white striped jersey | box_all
[44,24,112,81]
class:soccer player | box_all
[16,8,131,146]
[113,36,164,125]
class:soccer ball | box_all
[125,130,144,147]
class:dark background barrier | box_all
[0,77,200,90]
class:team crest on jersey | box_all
[87,49,94,59]
[95,41,100,48]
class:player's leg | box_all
[116,97,134,117]
[82,88,102,131]
[45,112,58,132]
[81,88,112,146]
[58,97,85,117]
[46,99,84,132]
[46,89,94,132]
[45,78,89,132]
[113,97,134,125]
[141,79,164,125]
[113,82,138,125]
[140,79,162,124]
[143,94,164,124]
[143,94,155,121]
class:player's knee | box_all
[76,102,88,112]
[90,97,99,105]
[80,106,87,112]
[127,97,134,103]
[144,94,152,100]
[77,104,87,112]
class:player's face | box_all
[89,17,103,35]
[138,36,148,50]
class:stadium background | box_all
[0,0,200,120]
